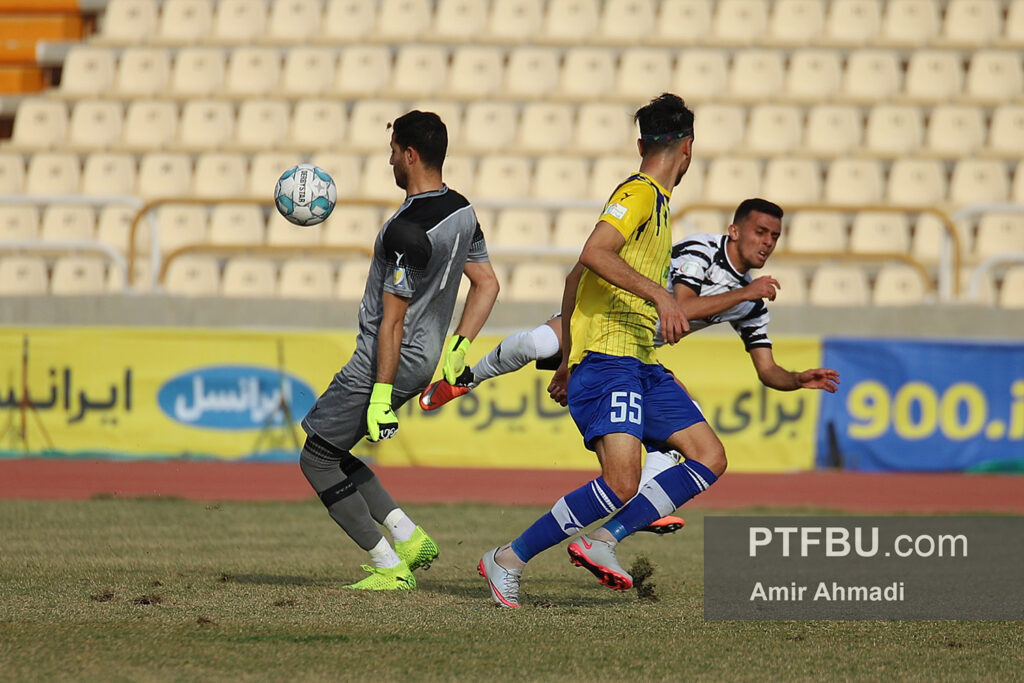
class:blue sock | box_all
[603,460,718,542]
[510,477,623,562]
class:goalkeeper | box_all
[299,110,499,590]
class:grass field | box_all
[1,498,1021,681]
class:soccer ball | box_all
[274,163,337,226]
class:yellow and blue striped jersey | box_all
[569,172,673,366]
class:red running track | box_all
[2,459,1023,512]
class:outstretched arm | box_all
[749,347,840,393]
[673,276,779,320]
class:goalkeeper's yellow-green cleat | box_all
[343,562,416,591]
[394,526,439,571]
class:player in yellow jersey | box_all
[479,94,725,607]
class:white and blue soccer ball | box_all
[274,163,337,227]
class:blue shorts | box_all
[567,352,705,452]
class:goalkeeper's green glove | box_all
[366,382,398,442]
[442,334,472,384]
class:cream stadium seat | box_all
[170,48,226,97]
[233,100,290,151]
[96,205,136,256]
[434,0,491,41]
[675,209,724,239]
[670,158,705,208]
[322,206,380,248]
[941,0,1002,47]
[335,257,372,300]
[746,105,802,155]
[440,153,476,196]
[485,0,544,43]
[767,0,825,46]
[68,101,123,152]
[280,48,337,98]
[925,105,985,157]
[727,50,785,102]
[841,50,902,102]
[904,51,964,103]
[225,47,281,97]
[786,212,847,253]
[704,158,761,205]
[824,0,881,47]
[999,267,1024,309]
[974,213,1024,261]
[655,0,712,44]
[334,46,392,97]
[462,102,517,152]
[97,0,158,45]
[212,0,267,43]
[375,0,432,41]
[872,264,927,306]
[887,159,948,207]
[507,263,566,302]
[164,256,220,297]
[542,0,599,44]
[137,153,192,200]
[865,105,924,157]
[40,205,95,243]
[288,100,346,152]
[615,49,673,103]
[51,257,107,295]
[784,50,842,103]
[760,265,807,306]
[808,265,870,306]
[279,260,335,300]
[447,47,505,99]
[710,0,768,45]
[155,204,208,252]
[107,258,152,292]
[0,257,48,295]
[1006,0,1024,46]
[155,0,213,44]
[208,204,266,245]
[322,0,377,42]
[9,99,67,151]
[693,104,744,155]
[530,157,588,201]
[880,0,940,46]
[964,51,1024,104]
[346,100,405,152]
[552,208,597,248]
[597,0,656,44]
[588,156,638,200]
[949,160,1010,206]
[310,153,362,199]
[1014,161,1024,202]
[849,212,910,255]
[248,153,303,198]
[390,46,448,98]
[176,100,235,152]
[505,47,561,99]
[222,258,277,298]
[81,153,137,197]
[192,153,248,199]
[803,105,863,156]
[824,158,884,204]
[560,48,616,101]
[961,267,996,305]
[24,154,80,197]
[475,156,531,201]
[672,49,729,102]
[268,212,321,246]
[120,100,178,152]
[761,159,822,204]
[0,205,38,241]
[266,0,322,43]
[356,155,404,201]
[492,209,552,248]
[0,154,25,194]
[516,103,573,154]
[911,213,961,265]
[574,103,633,155]
[113,47,171,97]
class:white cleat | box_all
[567,534,633,591]
[478,547,522,608]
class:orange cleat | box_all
[638,515,686,534]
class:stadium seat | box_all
[156,0,213,44]
[941,0,1002,47]
[24,153,80,197]
[786,212,847,253]
[346,100,405,152]
[911,213,962,265]
[999,267,1024,308]
[925,105,985,157]
[390,45,448,98]
[335,46,392,97]
[492,209,552,248]
[248,153,302,198]
[440,153,476,196]
[516,103,573,154]
[507,263,566,302]
[322,0,377,42]
[1013,161,1024,203]
[784,50,842,102]
[974,213,1024,260]
[113,47,171,97]
[542,0,600,44]
[961,266,997,305]
[904,51,964,103]
[808,265,870,306]
[803,105,863,156]
[287,100,346,152]
[376,0,432,41]
[676,209,724,238]
[474,156,531,200]
[727,50,785,102]
[0,206,38,241]
[710,0,768,45]
[949,160,1010,206]
[309,153,362,199]
[176,100,235,152]
[704,158,761,205]
[824,0,881,47]
[225,48,281,97]
[266,0,322,43]
[462,102,517,152]
[208,204,266,245]
[0,154,25,194]
[872,264,927,306]
[0,257,48,296]
[137,153,192,200]
[164,256,220,297]
[865,105,924,157]
[280,48,336,98]
[849,212,910,255]
[670,158,705,207]
[759,266,806,306]
[1006,0,1024,46]
[588,156,638,200]
[233,100,290,151]
[597,0,656,44]
[278,260,335,300]
[761,159,822,204]
[51,257,107,295]
[10,99,68,151]
[40,205,95,244]
[552,208,597,248]
[433,0,490,41]
[322,206,379,249]
[672,49,729,102]
[97,0,158,45]
[96,205,137,256]
[504,47,562,100]
[880,0,940,46]
[530,157,588,201]
[964,51,1024,104]
[693,104,744,155]
[170,48,226,97]
[887,160,948,207]
[560,48,617,100]
[485,0,544,43]
[655,0,712,44]
[574,103,633,155]
[841,50,902,102]
[212,0,267,43]
[81,153,137,197]
[155,204,207,252]
[615,49,674,103]
[824,158,885,204]
[192,153,248,199]
[447,47,505,99]
[120,100,178,152]
[746,105,802,155]
[767,0,825,46]
[356,155,404,201]
[335,257,373,300]
[222,258,277,298]
[267,211,321,246]
[68,101,124,152]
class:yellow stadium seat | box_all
[672,48,730,102]
[212,0,267,43]
[40,205,95,243]
[925,105,985,157]
[357,155,404,202]
[0,257,48,295]
[676,209,724,239]
[309,153,362,199]
[51,256,107,295]
[376,0,432,41]
[335,257,372,300]
[552,208,597,248]
[440,153,476,196]
[941,0,1002,46]
[911,213,962,265]
[904,50,964,103]
[974,213,1024,261]
[113,47,171,97]
[949,160,1010,206]
[208,204,266,245]
[824,0,881,47]
[390,45,448,97]
[841,49,902,102]
[964,51,1024,104]
[759,265,806,306]
[0,205,38,241]
[96,205,136,256]
[880,0,940,46]
[164,256,220,297]
[588,156,638,200]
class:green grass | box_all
[1,499,1021,681]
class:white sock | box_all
[383,508,417,543]
[368,537,402,569]
[640,449,683,487]
[471,323,560,383]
